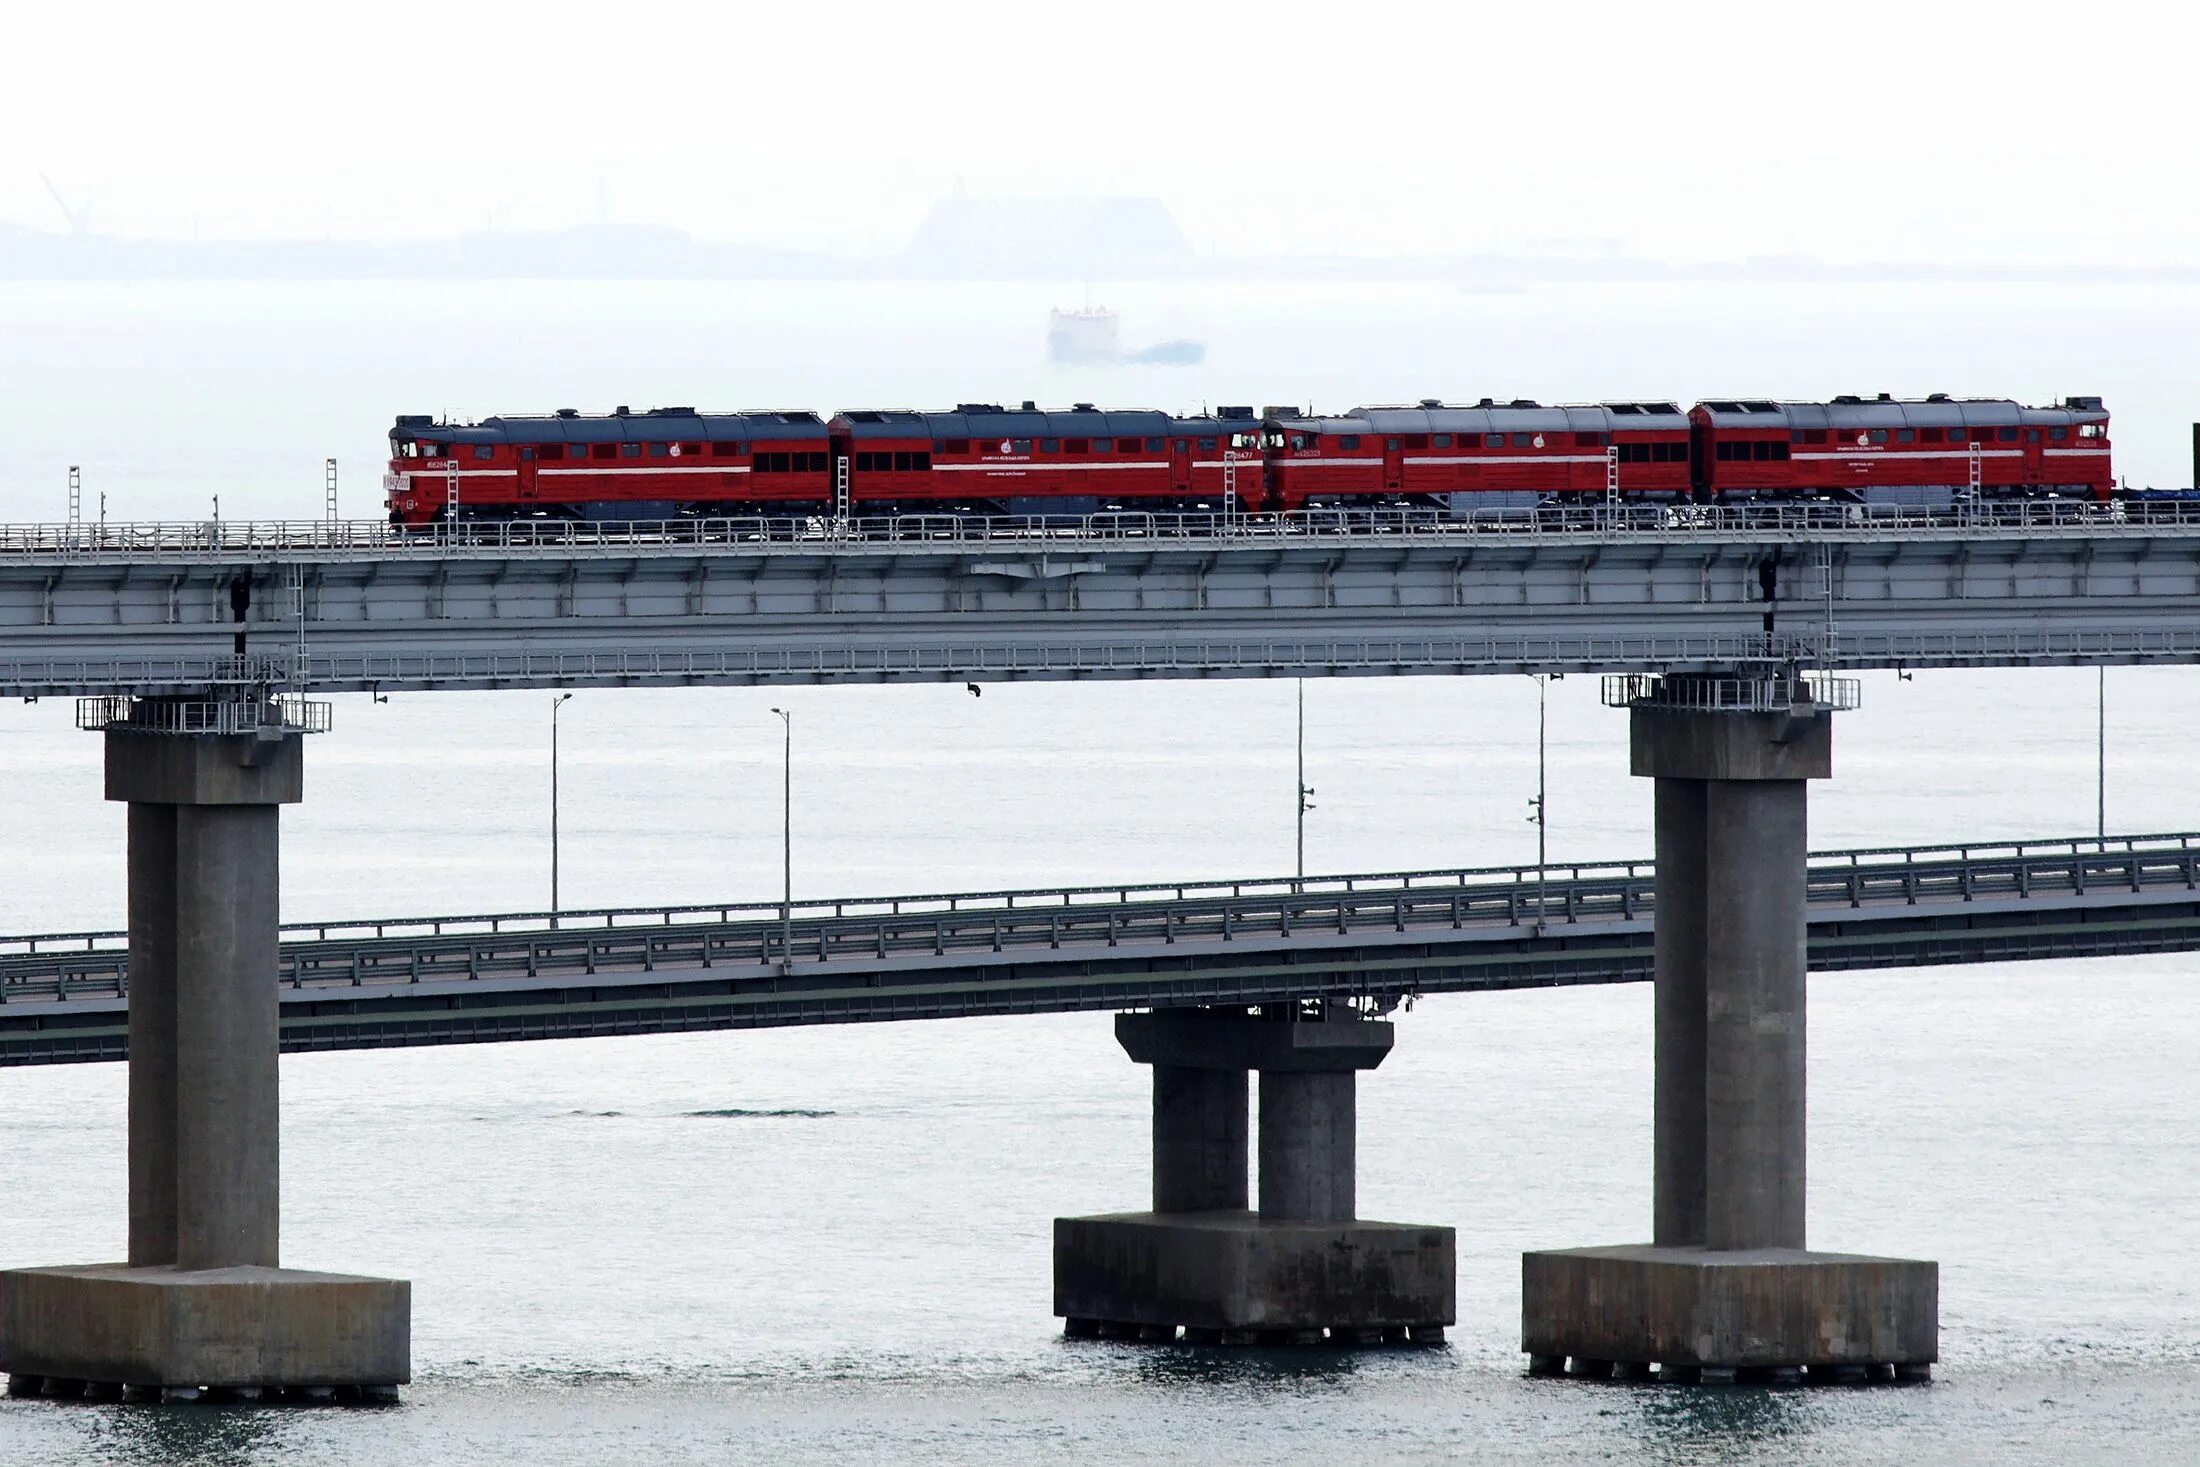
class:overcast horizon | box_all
[6,0,2196,268]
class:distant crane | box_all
[38,173,101,236]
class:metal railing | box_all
[0,829,2193,1007]
[74,694,332,736]
[1601,672,1864,713]
[3,499,2200,560]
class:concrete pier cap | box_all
[0,696,410,1404]
[1523,670,1937,1384]
[1057,1003,1453,1346]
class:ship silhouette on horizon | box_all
[1046,305,1205,367]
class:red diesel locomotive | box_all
[385,393,2111,524]
[1690,394,2110,505]
[1265,399,1692,512]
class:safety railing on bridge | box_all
[5,499,2200,560]
[0,830,2193,1007]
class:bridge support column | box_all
[0,715,409,1403]
[1521,679,1937,1383]
[1055,1005,1453,1346]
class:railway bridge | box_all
[0,506,2196,1401]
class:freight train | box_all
[384,393,2112,526]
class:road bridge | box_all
[0,829,2191,1067]
[0,504,2197,695]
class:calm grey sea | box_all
[0,280,2194,1464]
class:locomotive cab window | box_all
[2079,423,2105,438]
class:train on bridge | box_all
[384,393,2114,526]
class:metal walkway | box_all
[5,504,2200,695]
[2,830,2195,1066]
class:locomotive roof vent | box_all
[1072,401,1096,411]
[1510,399,1540,409]
[2064,395,2104,410]
[1877,392,1893,401]
[395,414,433,428]
[614,404,630,416]
[955,403,1004,414]
[649,406,696,416]
[1610,403,1643,415]
[1021,400,1037,410]
[1419,398,1443,408]
[1477,397,1495,408]
[1262,404,1300,418]
[1927,393,1952,403]
[554,407,578,418]
[1745,401,1777,412]
[1218,405,1256,420]
[1833,394,1863,404]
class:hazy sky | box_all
[4,0,2193,264]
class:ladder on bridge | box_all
[1969,441,1983,500]
[833,454,851,534]
[1605,444,1620,506]
[1222,450,1239,523]
[444,458,460,535]
[289,562,310,689]
[324,459,339,526]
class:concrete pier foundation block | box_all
[0,727,409,1400]
[1523,695,1937,1381]
[1055,1212,1453,1335]
[1059,1007,1453,1343]
[0,1266,409,1393]
[1521,1246,1936,1372]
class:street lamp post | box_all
[1527,674,1561,928]
[551,693,573,918]
[770,707,792,968]
[1295,679,1316,883]
[2097,665,2106,841]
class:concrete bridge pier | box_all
[0,708,409,1404]
[1521,677,1937,1384]
[1056,1004,1453,1346]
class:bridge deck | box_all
[4,506,2200,694]
[2,831,2193,1066]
